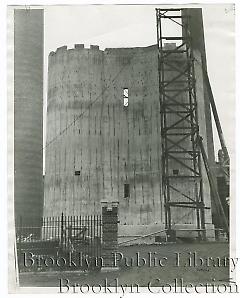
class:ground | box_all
[19,242,229,289]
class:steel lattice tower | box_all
[156,8,207,240]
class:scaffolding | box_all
[156,9,208,240]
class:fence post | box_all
[101,202,119,272]
[60,213,64,251]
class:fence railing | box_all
[16,214,102,271]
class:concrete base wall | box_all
[119,223,215,245]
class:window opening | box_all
[124,183,130,198]
[123,88,129,107]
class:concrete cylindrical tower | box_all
[44,44,163,228]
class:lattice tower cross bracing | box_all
[156,8,210,240]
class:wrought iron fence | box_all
[16,214,102,272]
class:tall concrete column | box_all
[14,9,44,224]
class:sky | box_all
[43,4,235,164]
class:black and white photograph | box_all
[5,2,238,294]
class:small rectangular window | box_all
[124,183,130,198]
[75,170,81,176]
[123,88,128,107]
[173,169,179,176]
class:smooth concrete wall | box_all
[14,9,44,224]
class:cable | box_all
[43,48,172,153]
[43,55,136,152]
[26,9,198,154]
[118,208,195,246]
